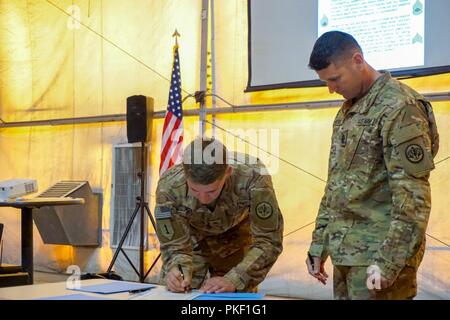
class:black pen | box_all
[308,252,315,268]
[178,264,189,293]
[128,287,154,294]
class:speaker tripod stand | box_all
[106,141,160,282]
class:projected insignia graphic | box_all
[412,33,423,44]
[320,15,329,27]
[413,0,423,16]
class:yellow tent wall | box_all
[0,0,448,298]
[0,0,203,280]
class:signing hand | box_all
[306,254,328,285]
[199,276,236,293]
[166,266,191,293]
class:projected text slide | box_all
[318,0,425,70]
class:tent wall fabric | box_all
[0,0,448,299]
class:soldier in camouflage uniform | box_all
[305,31,439,299]
[155,137,283,293]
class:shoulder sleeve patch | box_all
[405,144,424,163]
[157,219,175,241]
[155,205,184,242]
[255,202,273,220]
[250,188,279,231]
[393,124,434,177]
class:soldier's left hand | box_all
[379,276,394,289]
[199,276,236,293]
[366,265,394,290]
[368,275,393,290]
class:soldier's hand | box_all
[166,267,192,293]
[366,265,394,290]
[306,255,328,285]
[367,276,394,291]
[199,276,236,293]
[379,276,393,289]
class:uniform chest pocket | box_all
[343,126,365,169]
[228,191,250,215]
[344,125,381,181]
[329,122,345,171]
[237,199,250,211]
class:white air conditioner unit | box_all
[0,179,38,201]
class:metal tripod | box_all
[106,141,160,282]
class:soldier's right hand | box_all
[166,267,192,293]
[306,255,328,285]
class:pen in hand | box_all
[178,264,190,294]
[308,252,315,269]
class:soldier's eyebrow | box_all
[327,75,340,82]
[190,186,218,193]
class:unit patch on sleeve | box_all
[405,144,424,163]
[255,202,273,220]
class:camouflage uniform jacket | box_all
[155,159,284,291]
[309,72,439,281]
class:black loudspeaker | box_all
[126,95,154,143]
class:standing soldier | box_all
[306,31,439,299]
[155,137,283,293]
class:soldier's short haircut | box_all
[183,137,228,184]
[308,31,362,71]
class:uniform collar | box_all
[343,71,391,115]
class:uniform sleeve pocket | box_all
[250,188,279,231]
[394,125,434,178]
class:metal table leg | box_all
[21,207,33,284]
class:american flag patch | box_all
[155,206,172,219]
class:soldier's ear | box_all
[352,51,364,70]
[225,165,233,178]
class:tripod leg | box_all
[107,202,141,273]
[143,204,161,277]
[144,203,157,230]
[144,253,161,279]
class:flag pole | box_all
[172,29,180,47]
[159,30,185,175]
[199,0,209,137]
[210,0,216,138]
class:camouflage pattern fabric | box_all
[333,265,417,300]
[155,157,284,292]
[309,72,439,299]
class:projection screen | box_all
[247,0,450,91]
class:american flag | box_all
[159,45,184,175]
